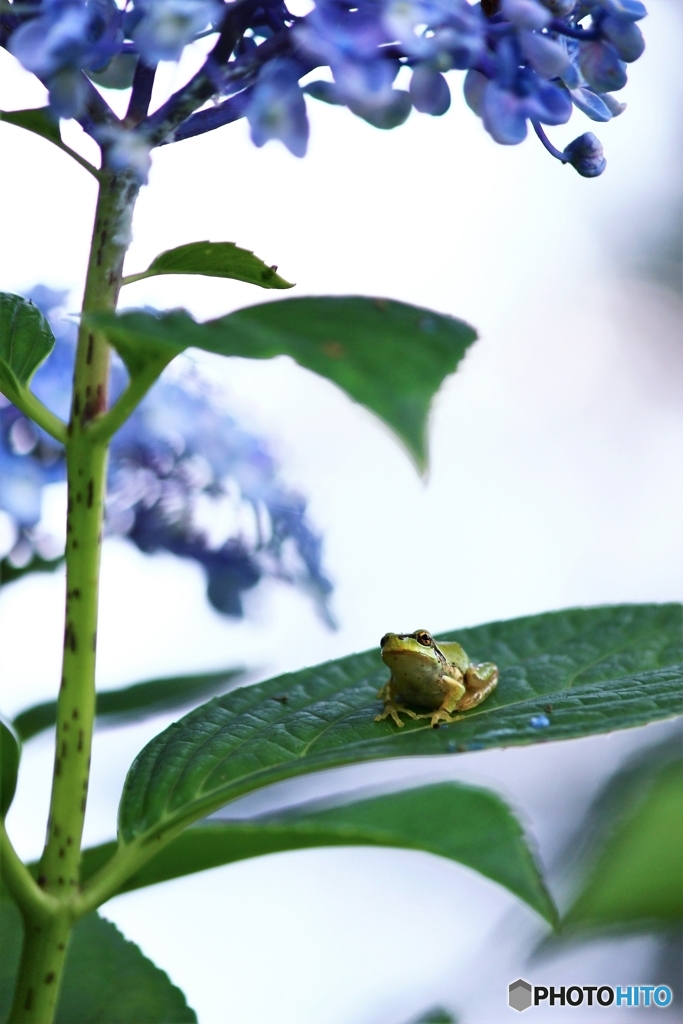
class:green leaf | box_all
[0,553,64,588]
[118,604,683,849]
[13,668,245,742]
[0,899,196,1023]
[80,782,556,923]
[0,716,20,817]
[409,1009,458,1024]
[89,297,477,471]
[123,241,294,289]
[0,107,61,147]
[562,755,683,931]
[0,293,56,400]
[0,109,100,179]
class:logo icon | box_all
[509,979,533,1012]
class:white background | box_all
[1,1,682,1020]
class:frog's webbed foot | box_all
[375,702,419,727]
[416,708,459,728]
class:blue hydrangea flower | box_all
[0,288,333,623]
[3,0,649,175]
[131,0,221,64]
[245,58,309,157]
[8,0,121,117]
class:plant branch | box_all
[142,0,261,146]
[0,378,67,444]
[0,823,58,919]
[87,363,166,443]
[124,60,157,126]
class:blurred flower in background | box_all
[0,286,334,624]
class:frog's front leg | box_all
[374,678,419,728]
[417,673,467,728]
[457,662,499,711]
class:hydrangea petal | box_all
[569,86,613,121]
[601,14,645,62]
[483,81,528,144]
[409,66,451,115]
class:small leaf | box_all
[0,552,64,588]
[0,900,196,1023]
[117,604,683,848]
[124,242,294,289]
[0,110,100,179]
[0,107,61,147]
[0,716,20,817]
[81,782,556,923]
[90,298,477,470]
[13,668,245,742]
[0,293,56,399]
[562,755,683,931]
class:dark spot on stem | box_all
[78,730,84,752]
[76,492,82,504]
[55,758,61,776]
[61,740,68,758]
[87,479,94,508]
[37,875,46,888]
[45,972,56,985]
[58,877,64,886]
[58,847,65,859]
[24,988,34,1010]
[58,943,65,951]
[86,333,94,364]
[53,823,61,837]
[66,837,73,846]
[72,708,79,719]
[80,797,86,813]
[65,622,77,652]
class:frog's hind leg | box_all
[416,673,466,728]
[375,679,418,728]
[457,662,499,711]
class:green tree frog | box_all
[375,630,499,728]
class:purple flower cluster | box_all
[0,288,334,622]
[2,0,646,175]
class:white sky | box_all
[1,1,682,1021]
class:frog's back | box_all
[437,641,470,674]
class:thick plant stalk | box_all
[7,165,140,1024]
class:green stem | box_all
[6,911,73,1024]
[6,165,141,1024]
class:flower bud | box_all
[563,131,606,176]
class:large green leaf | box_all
[0,899,196,1023]
[0,293,56,400]
[90,297,477,470]
[0,716,20,817]
[80,782,557,923]
[118,604,683,847]
[562,756,682,931]
[122,241,294,289]
[13,668,245,742]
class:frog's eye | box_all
[416,631,432,647]
[380,634,390,648]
